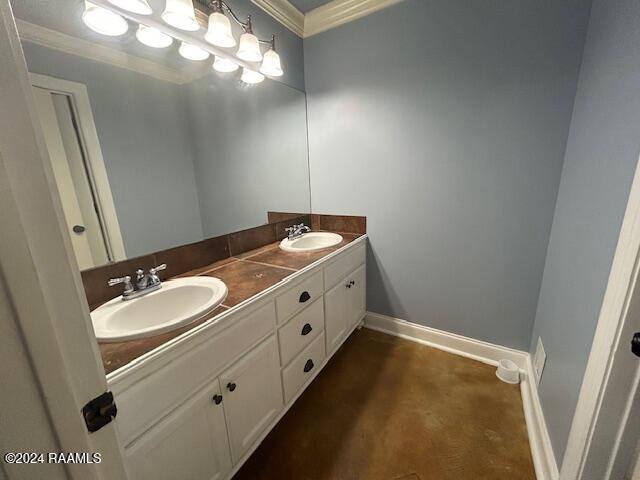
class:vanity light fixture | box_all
[259,36,283,77]
[205,2,236,47]
[136,24,173,48]
[213,55,239,72]
[82,1,129,36]
[179,41,210,60]
[241,68,264,84]
[162,0,200,31]
[81,0,284,84]
[107,0,152,15]
[236,16,262,62]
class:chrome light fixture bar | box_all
[82,0,284,85]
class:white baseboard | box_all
[363,311,558,480]
[520,356,559,480]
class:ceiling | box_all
[287,0,331,13]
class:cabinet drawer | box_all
[276,270,323,323]
[115,301,276,444]
[282,333,326,404]
[324,243,365,290]
[278,298,324,366]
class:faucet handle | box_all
[107,275,134,294]
[149,264,167,275]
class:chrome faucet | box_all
[285,223,310,240]
[108,264,167,300]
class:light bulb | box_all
[260,49,283,77]
[136,24,173,48]
[107,0,152,15]
[179,42,210,61]
[205,12,236,48]
[236,32,262,62]
[213,56,239,73]
[241,68,264,84]
[162,0,199,31]
[82,1,128,36]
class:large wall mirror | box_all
[13,0,311,270]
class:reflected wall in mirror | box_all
[14,0,311,270]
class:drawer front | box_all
[282,333,326,404]
[115,301,276,444]
[278,298,324,366]
[276,270,323,323]
[324,243,366,290]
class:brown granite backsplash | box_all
[268,212,367,235]
[82,212,366,308]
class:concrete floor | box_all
[234,328,535,480]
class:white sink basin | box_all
[279,232,343,252]
[91,277,227,342]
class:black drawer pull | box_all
[301,323,313,336]
[227,382,236,392]
[303,359,314,373]
[212,394,223,405]
[299,291,311,303]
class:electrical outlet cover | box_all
[533,337,546,385]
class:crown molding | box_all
[251,0,305,37]
[15,20,194,85]
[304,0,403,37]
[251,0,403,38]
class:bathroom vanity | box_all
[106,236,366,480]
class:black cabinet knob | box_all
[303,359,314,373]
[72,225,86,234]
[212,394,223,405]
[227,382,236,392]
[299,291,311,303]
[301,323,313,336]
[632,332,640,357]
[350,280,355,286]
[346,283,352,289]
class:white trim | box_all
[251,0,304,37]
[16,19,193,85]
[250,0,404,38]
[30,73,127,262]
[521,356,560,480]
[561,153,640,479]
[304,0,404,37]
[363,311,559,480]
[364,311,527,369]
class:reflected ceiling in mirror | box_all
[13,0,311,270]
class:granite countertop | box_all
[100,233,363,374]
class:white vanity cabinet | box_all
[113,237,367,480]
[220,336,282,463]
[125,379,232,480]
[324,247,366,355]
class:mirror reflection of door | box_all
[31,86,110,269]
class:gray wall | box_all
[528,0,640,463]
[304,0,591,350]
[184,74,311,237]
[23,43,205,259]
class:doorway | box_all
[29,73,126,268]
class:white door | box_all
[583,267,640,479]
[324,279,349,354]
[346,265,366,329]
[220,336,283,463]
[31,86,110,269]
[126,379,232,480]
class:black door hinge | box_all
[82,391,117,433]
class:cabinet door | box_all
[125,379,232,480]
[220,335,283,463]
[347,265,366,328]
[324,280,349,355]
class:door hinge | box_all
[82,391,117,433]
